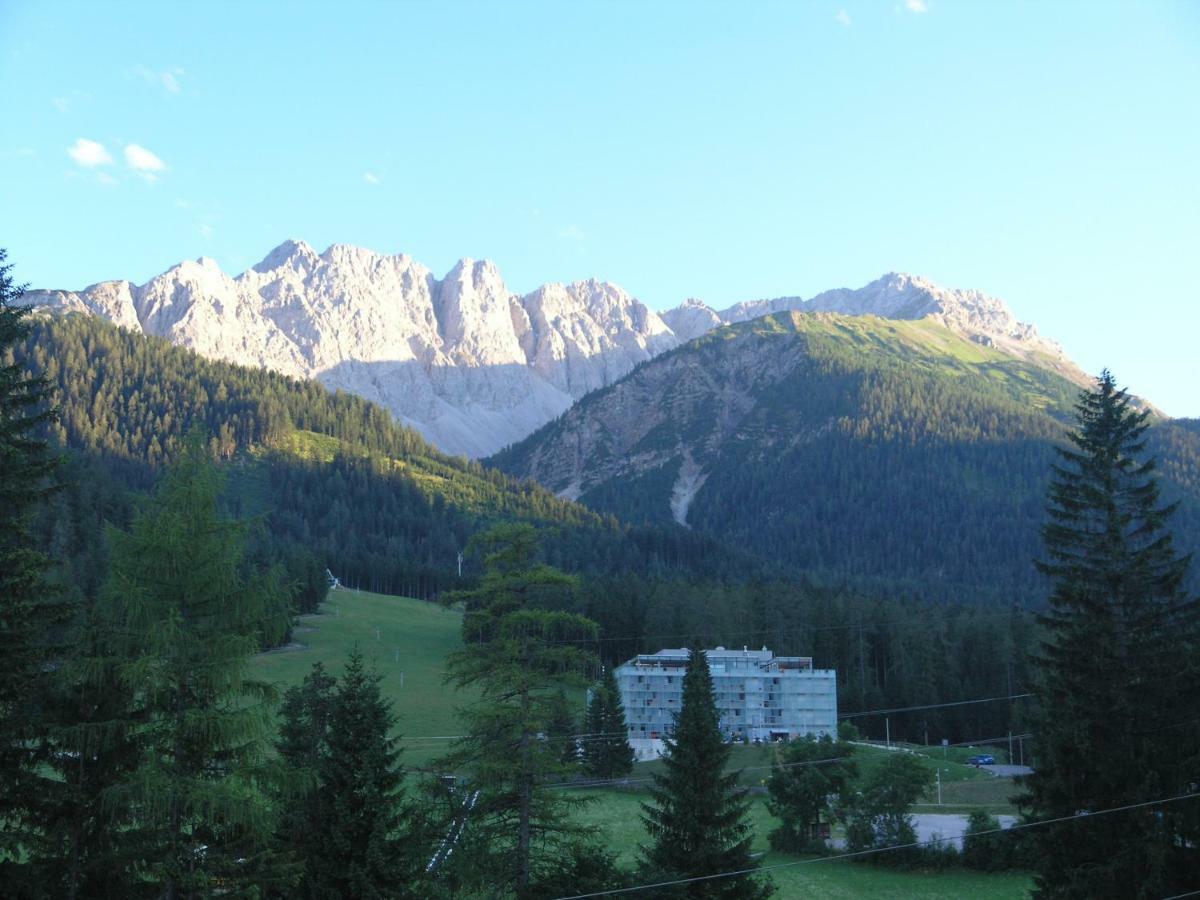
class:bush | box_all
[962,809,1024,871]
[837,720,861,742]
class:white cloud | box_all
[124,143,167,173]
[558,224,585,241]
[67,138,113,167]
[96,172,118,186]
[51,97,70,113]
[905,0,929,12]
[133,65,184,95]
[198,223,213,238]
[836,9,852,26]
[363,172,380,185]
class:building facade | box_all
[614,647,837,760]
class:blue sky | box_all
[2,0,1198,415]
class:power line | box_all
[401,691,1032,742]
[838,693,1032,719]
[545,606,1027,647]
[542,732,1038,792]
[552,791,1200,900]
[543,752,856,791]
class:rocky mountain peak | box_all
[20,241,1081,456]
[254,238,318,273]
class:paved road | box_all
[912,813,1018,850]
[982,764,1033,777]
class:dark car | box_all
[965,754,996,766]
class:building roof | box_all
[619,647,818,670]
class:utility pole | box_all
[457,550,464,578]
[1008,731,1013,764]
[885,717,891,749]
[936,768,942,806]
[857,619,867,707]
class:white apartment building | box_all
[614,647,837,760]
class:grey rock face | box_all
[24,241,678,457]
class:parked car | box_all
[965,754,996,766]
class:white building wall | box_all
[615,648,837,758]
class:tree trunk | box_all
[516,639,532,894]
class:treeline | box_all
[572,576,1034,744]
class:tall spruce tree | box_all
[581,667,634,781]
[273,661,338,897]
[440,523,599,897]
[104,432,291,898]
[1022,371,1200,897]
[0,248,65,879]
[311,651,419,898]
[33,595,144,900]
[640,646,771,899]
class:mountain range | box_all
[23,241,1080,457]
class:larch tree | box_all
[104,431,292,899]
[640,646,772,899]
[1021,370,1200,898]
[440,523,600,898]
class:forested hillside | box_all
[9,314,742,603]
[10,312,1050,741]
[493,312,1200,604]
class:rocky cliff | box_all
[24,242,1076,456]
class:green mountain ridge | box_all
[491,311,1200,603]
[9,314,744,603]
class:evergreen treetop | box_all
[582,667,634,781]
[0,247,65,870]
[1022,370,1200,897]
[317,650,419,898]
[640,646,771,899]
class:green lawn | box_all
[626,740,1021,813]
[250,589,471,766]
[251,591,1031,894]
[250,593,1027,805]
[566,788,1032,898]
[850,743,1021,813]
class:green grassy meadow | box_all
[565,788,1032,898]
[253,590,1031,893]
[250,589,471,766]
